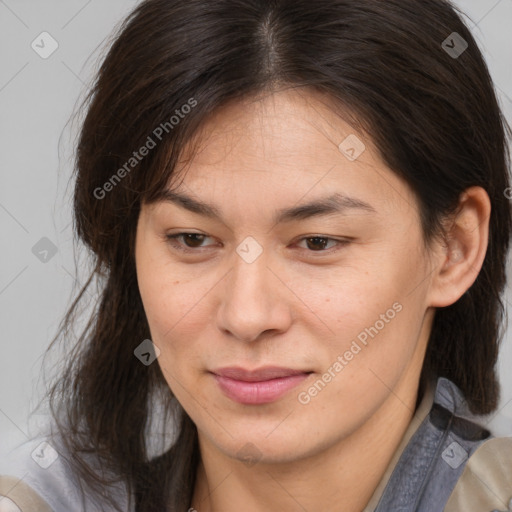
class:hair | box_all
[41,0,511,510]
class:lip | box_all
[211,366,312,404]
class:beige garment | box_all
[0,475,53,512]
[0,387,435,512]
[444,436,512,512]
[5,382,507,512]
[362,380,436,512]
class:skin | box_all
[135,88,490,512]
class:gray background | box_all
[1,0,511,457]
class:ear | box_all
[427,186,491,308]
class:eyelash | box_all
[164,233,350,256]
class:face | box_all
[135,88,437,465]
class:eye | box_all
[165,232,217,253]
[295,236,349,254]
[164,232,350,256]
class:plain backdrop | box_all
[1,0,512,458]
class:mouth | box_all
[210,366,313,405]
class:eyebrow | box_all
[156,189,377,224]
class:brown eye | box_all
[180,233,206,248]
[296,236,347,252]
[165,233,215,253]
[304,237,332,251]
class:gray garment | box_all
[0,433,130,511]
[373,376,495,512]
[0,377,509,511]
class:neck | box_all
[191,375,421,512]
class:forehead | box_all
[176,88,360,172]
[151,88,419,221]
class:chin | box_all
[209,428,318,467]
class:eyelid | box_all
[164,232,218,253]
[164,232,351,256]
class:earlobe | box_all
[428,186,491,308]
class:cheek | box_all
[136,226,427,356]
[286,259,404,335]
[136,268,220,392]
[136,241,206,333]
[140,280,205,348]
[137,274,206,390]
[299,252,427,374]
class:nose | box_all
[216,248,293,343]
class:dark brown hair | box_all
[42,0,511,510]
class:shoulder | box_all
[445,436,512,512]
[0,434,130,512]
[0,474,53,512]
[0,435,80,512]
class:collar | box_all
[362,375,437,512]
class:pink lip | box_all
[211,366,312,404]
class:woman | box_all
[1,0,511,511]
